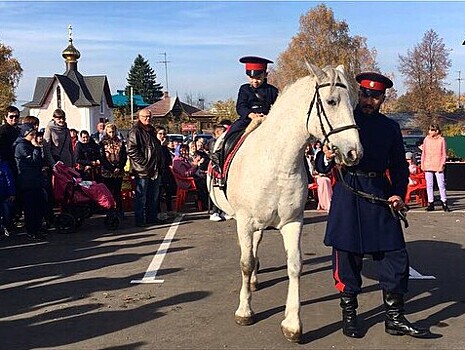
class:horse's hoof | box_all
[250,282,259,292]
[281,326,302,343]
[235,315,255,326]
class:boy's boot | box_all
[383,291,429,338]
[340,292,363,338]
[426,202,434,211]
[210,150,225,188]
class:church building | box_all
[23,26,113,132]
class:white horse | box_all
[208,64,363,342]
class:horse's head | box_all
[305,63,363,166]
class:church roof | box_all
[24,71,113,108]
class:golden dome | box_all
[62,25,80,62]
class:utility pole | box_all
[457,71,463,108]
[158,52,170,93]
[130,86,134,125]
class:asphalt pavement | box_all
[1,192,465,349]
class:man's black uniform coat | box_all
[316,106,409,254]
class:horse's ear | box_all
[305,61,327,84]
[335,65,346,74]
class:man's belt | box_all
[347,170,385,178]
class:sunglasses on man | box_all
[360,87,384,98]
[7,114,19,119]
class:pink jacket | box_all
[172,155,197,189]
[421,135,446,172]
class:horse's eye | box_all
[327,98,337,106]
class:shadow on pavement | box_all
[0,215,208,349]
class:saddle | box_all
[209,117,265,192]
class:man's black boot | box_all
[383,291,430,338]
[340,293,363,338]
[426,202,435,211]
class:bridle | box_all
[305,82,359,144]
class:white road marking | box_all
[131,214,184,284]
[409,266,436,279]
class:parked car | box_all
[403,135,424,164]
[194,133,214,143]
[167,134,185,144]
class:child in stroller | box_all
[52,162,120,232]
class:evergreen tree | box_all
[125,54,163,104]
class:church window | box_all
[57,86,62,109]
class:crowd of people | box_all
[0,105,235,240]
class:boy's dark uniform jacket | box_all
[230,81,279,134]
[315,107,409,254]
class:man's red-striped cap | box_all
[356,72,393,91]
[239,56,273,77]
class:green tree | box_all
[126,54,163,104]
[0,42,22,111]
[210,98,239,122]
[398,29,451,129]
[268,4,378,91]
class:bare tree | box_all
[184,92,206,109]
[0,42,22,111]
[268,4,378,91]
[398,29,451,128]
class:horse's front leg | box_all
[280,221,303,343]
[234,219,255,326]
[250,229,263,292]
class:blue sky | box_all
[1,1,465,108]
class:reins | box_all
[335,166,409,228]
[305,82,359,145]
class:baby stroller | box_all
[52,162,120,233]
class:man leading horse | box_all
[316,72,434,339]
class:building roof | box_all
[24,70,113,108]
[112,90,149,108]
[143,93,214,118]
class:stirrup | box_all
[213,176,225,188]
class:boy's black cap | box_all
[20,123,36,137]
[239,56,273,77]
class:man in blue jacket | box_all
[316,72,432,339]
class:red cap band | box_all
[360,79,385,91]
[245,62,267,71]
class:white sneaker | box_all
[209,213,223,222]
[222,213,233,220]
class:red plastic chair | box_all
[405,172,427,207]
[169,166,203,212]
[308,182,318,200]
